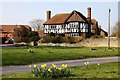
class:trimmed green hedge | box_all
[42,35,83,43]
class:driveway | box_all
[2,56,119,75]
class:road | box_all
[2,56,119,75]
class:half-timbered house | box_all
[43,7,106,38]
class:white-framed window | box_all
[86,29,88,32]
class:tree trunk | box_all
[34,41,38,46]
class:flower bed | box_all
[29,64,71,78]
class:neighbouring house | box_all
[0,25,15,39]
[99,26,108,37]
[91,19,108,37]
[43,7,107,38]
[91,19,100,35]
[0,25,31,44]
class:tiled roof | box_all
[0,25,16,32]
[43,10,88,25]
[44,13,70,24]
[0,25,30,33]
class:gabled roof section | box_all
[43,10,88,25]
[65,10,88,23]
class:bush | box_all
[63,37,69,43]
[42,36,54,43]
[52,36,64,43]
[14,37,23,43]
[2,37,8,44]
[30,64,71,78]
[74,36,83,43]
[42,35,66,43]
[42,35,83,43]
[68,37,75,43]
[47,33,55,36]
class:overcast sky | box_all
[0,0,119,32]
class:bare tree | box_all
[29,19,44,31]
[111,21,120,38]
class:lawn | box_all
[2,46,119,66]
[2,62,119,78]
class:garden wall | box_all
[79,37,119,47]
[38,37,119,47]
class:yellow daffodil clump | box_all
[57,67,62,70]
[41,64,47,68]
[30,63,71,78]
[48,68,52,72]
[52,64,57,68]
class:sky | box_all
[0,1,119,32]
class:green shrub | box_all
[42,36,54,43]
[74,36,79,43]
[79,36,83,41]
[42,35,83,43]
[14,37,23,43]
[68,37,75,43]
[63,37,69,43]
[52,36,64,43]
[30,64,71,78]
[42,35,67,43]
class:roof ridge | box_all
[55,13,70,15]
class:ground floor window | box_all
[70,33,79,36]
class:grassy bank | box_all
[2,46,119,66]
[2,62,119,78]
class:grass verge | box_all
[2,46,119,66]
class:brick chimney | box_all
[47,10,51,20]
[87,7,91,21]
[87,7,91,34]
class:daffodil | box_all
[64,64,68,68]
[34,64,37,68]
[41,64,47,68]
[58,67,62,70]
[62,64,65,67]
[62,64,68,68]
[48,68,52,72]
[52,64,57,68]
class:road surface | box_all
[2,56,119,75]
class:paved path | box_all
[2,57,119,75]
